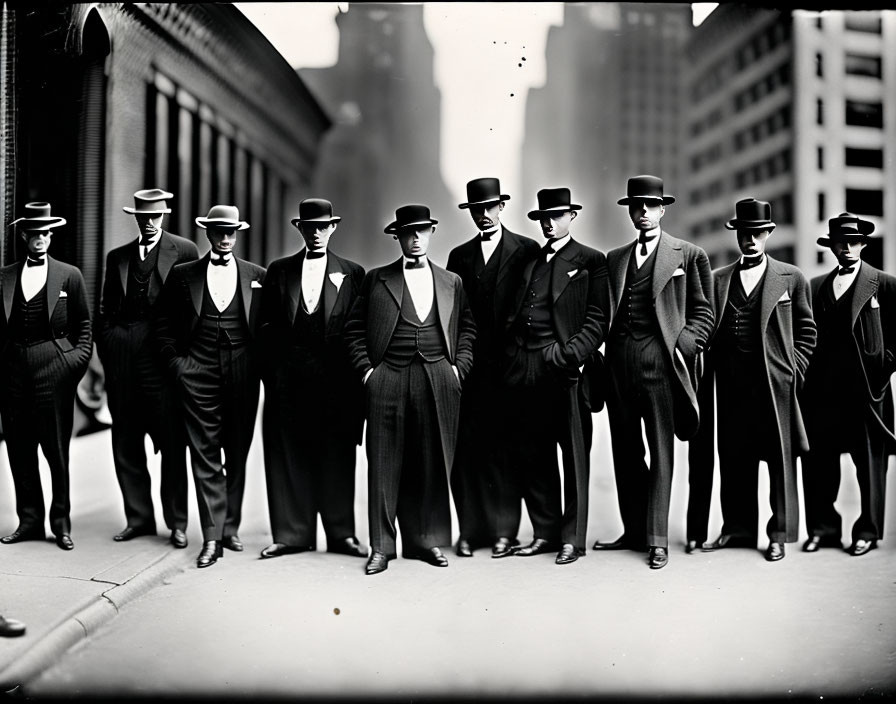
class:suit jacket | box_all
[606,231,714,440]
[0,256,93,376]
[259,248,365,443]
[808,262,896,445]
[154,253,266,371]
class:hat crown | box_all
[297,198,334,221]
[625,175,665,200]
[395,204,432,227]
[536,188,574,211]
[23,202,52,219]
[734,198,772,224]
[464,178,505,205]
[828,212,875,237]
[205,205,241,222]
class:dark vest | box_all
[814,277,863,394]
[192,277,248,366]
[612,245,661,340]
[9,277,51,345]
[122,242,161,321]
[513,252,556,348]
[718,271,764,357]
[383,278,446,366]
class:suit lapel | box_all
[237,258,254,327]
[288,252,304,325]
[117,245,131,295]
[850,264,878,327]
[323,254,345,328]
[156,232,179,284]
[651,232,682,300]
[188,257,207,318]
[432,264,454,359]
[714,265,734,332]
[495,226,517,285]
[2,266,18,323]
[46,257,62,322]
[551,240,580,303]
[381,259,404,310]
[609,244,634,311]
[759,258,788,334]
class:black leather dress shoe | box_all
[366,551,389,575]
[802,535,842,553]
[260,543,314,559]
[328,536,367,558]
[555,543,584,565]
[197,540,222,568]
[456,539,473,557]
[514,538,558,557]
[648,546,668,569]
[1,526,46,544]
[847,539,878,557]
[56,534,74,551]
[406,546,449,567]
[701,534,755,551]
[170,529,188,549]
[221,535,243,552]
[685,540,699,554]
[491,537,516,558]
[592,534,638,551]
[0,615,26,638]
[113,525,157,542]
[765,542,785,562]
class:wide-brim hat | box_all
[195,204,249,231]
[384,204,438,234]
[617,175,675,206]
[458,177,511,209]
[725,198,776,231]
[9,202,67,231]
[817,212,875,247]
[291,198,341,227]
[123,188,173,215]
[527,187,582,220]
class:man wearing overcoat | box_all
[447,177,540,558]
[801,212,896,557]
[688,198,816,561]
[0,202,92,551]
[96,188,198,549]
[155,205,265,568]
[345,204,475,575]
[258,198,366,560]
[595,175,713,569]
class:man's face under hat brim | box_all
[617,196,675,206]
[196,218,250,231]
[458,195,510,210]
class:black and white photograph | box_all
[0,2,894,701]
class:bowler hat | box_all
[725,198,776,231]
[527,188,582,220]
[458,178,511,209]
[817,212,875,247]
[384,204,438,234]
[195,205,250,231]
[617,175,675,206]
[9,202,67,231]
[123,188,173,215]
[291,198,341,227]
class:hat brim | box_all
[384,218,438,234]
[195,218,250,231]
[617,195,675,206]
[527,204,582,220]
[11,216,67,230]
[725,219,776,231]
[817,234,871,247]
[123,207,171,215]
[291,216,341,227]
[458,195,511,209]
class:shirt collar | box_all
[403,255,429,270]
[838,260,861,276]
[546,234,571,253]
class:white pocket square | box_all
[58,291,68,298]
[329,272,347,291]
[672,268,685,277]
[871,295,880,309]
[777,291,790,303]
[567,269,579,278]
[250,281,262,289]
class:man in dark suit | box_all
[687,199,816,561]
[258,198,366,560]
[0,202,92,551]
[345,204,475,575]
[801,213,896,557]
[595,175,714,569]
[155,205,266,568]
[502,187,608,565]
[97,189,198,549]
[447,177,540,559]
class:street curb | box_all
[0,548,191,692]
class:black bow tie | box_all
[638,232,657,256]
[210,255,232,267]
[25,256,45,267]
[306,250,325,260]
[738,255,764,271]
[139,235,157,247]
[838,266,855,276]
[405,258,425,270]
[480,229,497,242]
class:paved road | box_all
[7,412,895,699]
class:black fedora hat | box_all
[123,188,173,215]
[725,198,776,231]
[195,205,250,231]
[384,204,438,234]
[458,178,511,209]
[817,212,875,247]
[617,175,675,206]
[10,202,67,231]
[291,198,341,228]
[527,188,582,220]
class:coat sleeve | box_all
[343,270,375,379]
[676,247,715,358]
[69,269,94,372]
[551,252,609,369]
[453,278,476,380]
[791,271,817,384]
[880,272,896,379]
[95,249,119,340]
[153,265,185,369]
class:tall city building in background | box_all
[299,3,462,268]
[682,7,896,275]
[520,3,693,251]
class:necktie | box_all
[540,242,555,262]
[405,258,425,270]
[25,256,45,267]
[306,250,325,260]
[738,255,764,271]
[838,266,855,276]
[638,232,657,256]
[210,254,231,267]
[480,229,497,242]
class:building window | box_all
[844,12,881,33]
[845,54,882,78]
[845,147,884,168]
[776,193,793,225]
[817,146,824,170]
[817,98,824,125]
[845,188,884,216]
[815,52,823,77]
[817,192,826,221]
[845,100,883,128]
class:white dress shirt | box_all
[738,255,767,296]
[21,257,48,302]
[403,256,434,321]
[480,227,500,265]
[206,254,238,312]
[635,230,661,268]
[833,260,861,300]
[301,251,327,313]
[545,234,571,263]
